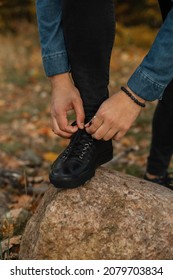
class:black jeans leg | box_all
[62,0,116,118]
[158,0,173,20]
[147,81,173,176]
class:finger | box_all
[54,110,78,134]
[85,115,97,127]
[52,117,73,138]
[113,130,126,141]
[73,99,85,129]
[85,115,103,134]
[103,128,119,141]
[92,122,110,140]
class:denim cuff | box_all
[42,51,70,77]
[127,66,166,101]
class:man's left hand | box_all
[85,89,145,141]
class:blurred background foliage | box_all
[0,0,167,182]
[0,0,36,31]
[116,0,161,27]
[0,1,172,259]
[0,0,161,32]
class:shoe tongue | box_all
[71,126,89,141]
[69,129,93,158]
[79,127,92,139]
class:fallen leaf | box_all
[58,138,70,148]
[37,127,52,136]
[43,152,58,162]
[11,195,33,209]
[1,235,22,253]
[0,99,5,106]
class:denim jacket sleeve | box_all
[36,0,70,76]
[128,6,173,101]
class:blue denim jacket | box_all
[36,0,173,101]
[128,5,173,101]
[36,0,70,76]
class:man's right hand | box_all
[50,73,85,138]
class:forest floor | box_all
[1,21,172,259]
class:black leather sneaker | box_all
[49,129,113,188]
[144,173,173,191]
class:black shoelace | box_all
[65,129,93,160]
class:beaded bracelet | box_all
[121,86,146,108]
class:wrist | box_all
[120,86,146,108]
[126,86,146,104]
[49,72,71,87]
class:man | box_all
[143,0,173,189]
[36,0,173,188]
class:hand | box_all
[85,88,145,141]
[50,73,85,138]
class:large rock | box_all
[19,167,173,260]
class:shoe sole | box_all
[49,150,113,189]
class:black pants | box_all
[62,0,173,176]
[62,0,115,118]
[146,0,173,176]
